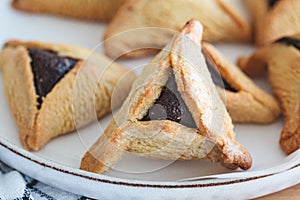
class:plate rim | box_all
[1,135,299,189]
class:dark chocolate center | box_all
[268,0,279,9]
[275,37,300,51]
[28,48,78,109]
[205,57,238,92]
[141,71,197,128]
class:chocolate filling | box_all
[268,0,279,9]
[275,37,300,51]
[205,57,238,92]
[28,48,78,109]
[141,71,197,128]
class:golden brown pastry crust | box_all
[103,0,251,59]
[236,34,300,154]
[202,43,280,123]
[0,40,136,151]
[81,20,252,174]
[12,0,125,21]
[243,0,300,46]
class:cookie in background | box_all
[0,40,136,151]
[202,43,280,124]
[11,0,126,21]
[103,0,252,59]
[243,0,300,46]
[238,35,300,155]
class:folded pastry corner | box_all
[236,34,300,154]
[202,43,281,124]
[81,19,252,174]
[243,0,300,46]
[103,0,251,59]
[12,0,125,21]
[0,40,136,151]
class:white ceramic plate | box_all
[0,0,300,199]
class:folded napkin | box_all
[0,161,86,200]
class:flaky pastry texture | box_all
[81,19,252,174]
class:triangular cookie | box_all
[103,0,251,59]
[243,0,300,46]
[12,0,125,21]
[0,40,136,151]
[237,34,300,154]
[202,43,281,123]
[81,19,252,174]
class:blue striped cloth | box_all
[0,160,90,200]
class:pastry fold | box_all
[12,0,125,21]
[237,35,300,154]
[103,0,251,59]
[0,40,136,151]
[80,19,252,174]
[202,43,280,123]
[243,0,300,46]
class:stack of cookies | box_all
[0,0,299,174]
